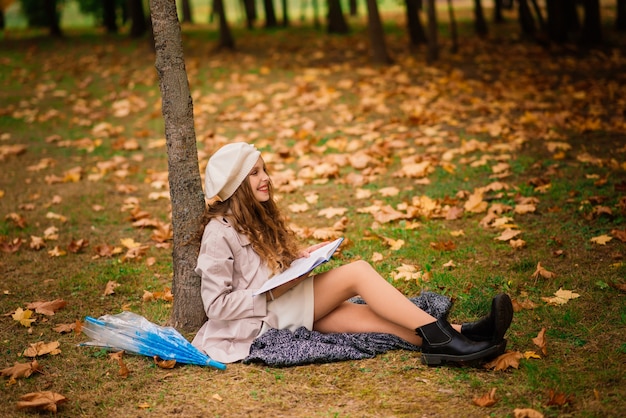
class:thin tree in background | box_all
[181,0,193,23]
[263,0,278,27]
[149,0,207,331]
[128,0,148,38]
[425,0,438,62]
[474,0,488,37]
[365,0,392,64]
[447,0,458,53]
[103,0,118,33]
[214,0,235,49]
[618,0,626,31]
[328,0,349,33]
[581,0,602,44]
[405,0,427,51]
[45,0,62,37]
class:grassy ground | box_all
[1,11,626,418]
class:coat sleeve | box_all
[195,223,267,321]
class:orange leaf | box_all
[1,360,43,383]
[23,341,61,357]
[26,299,67,316]
[104,281,120,296]
[483,351,523,371]
[532,328,548,356]
[531,262,556,280]
[473,388,498,407]
[154,356,177,369]
[546,389,574,407]
[16,391,68,413]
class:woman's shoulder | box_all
[202,217,250,246]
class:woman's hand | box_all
[298,241,329,258]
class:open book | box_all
[253,237,344,296]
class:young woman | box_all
[191,142,513,365]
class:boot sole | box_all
[421,339,507,366]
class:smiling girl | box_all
[191,142,513,365]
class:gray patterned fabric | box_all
[243,291,451,367]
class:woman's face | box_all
[248,157,270,202]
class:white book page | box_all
[253,238,343,296]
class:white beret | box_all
[204,142,261,201]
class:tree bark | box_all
[327,0,349,33]
[365,0,392,64]
[474,0,488,37]
[149,0,207,331]
[425,0,438,62]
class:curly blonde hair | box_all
[203,176,301,274]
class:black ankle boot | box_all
[461,294,513,342]
[416,318,505,366]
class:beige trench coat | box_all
[191,217,279,363]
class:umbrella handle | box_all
[207,358,227,370]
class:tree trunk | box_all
[529,0,545,31]
[243,0,257,29]
[263,0,278,27]
[493,0,504,23]
[0,9,4,31]
[517,0,536,37]
[181,0,193,23]
[149,0,207,331]
[45,0,62,37]
[447,0,458,53]
[214,0,235,49]
[281,0,289,26]
[474,0,488,37]
[618,0,626,31]
[103,0,118,33]
[546,0,567,43]
[128,0,148,38]
[405,0,427,48]
[425,0,438,62]
[349,0,358,16]
[581,0,602,44]
[365,0,392,64]
[327,0,349,33]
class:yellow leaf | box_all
[12,308,36,327]
[590,235,612,245]
[541,287,580,306]
[524,351,542,359]
[513,408,544,418]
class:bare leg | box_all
[313,260,445,343]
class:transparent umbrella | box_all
[81,311,226,370]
